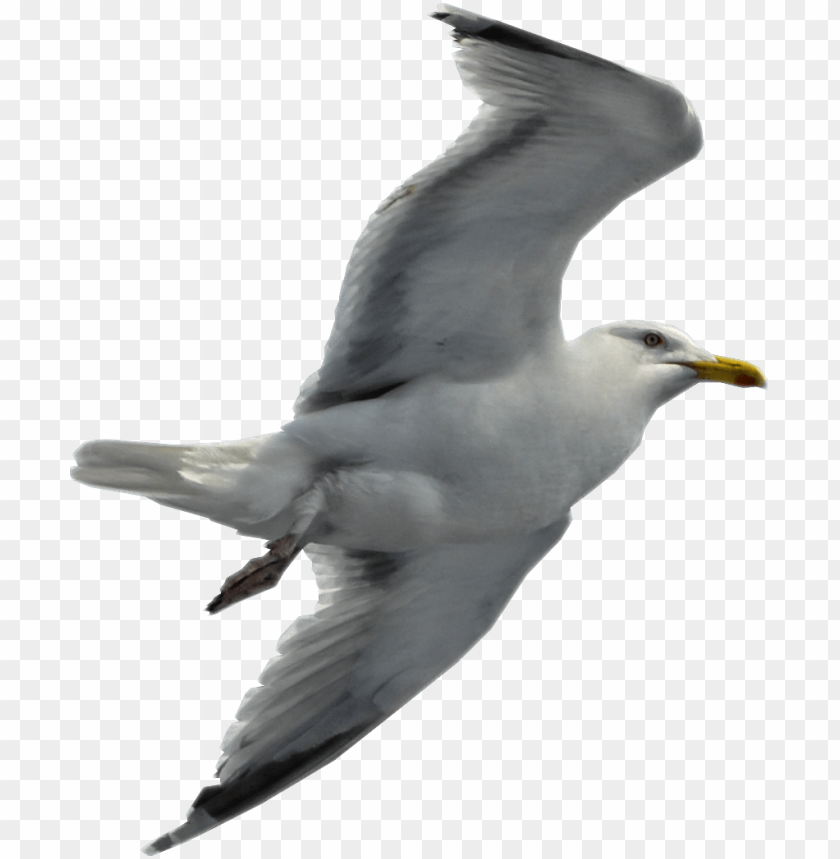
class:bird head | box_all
[578,320,766,413]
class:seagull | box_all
[71,5,765,853]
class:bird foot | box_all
[206,535,299,615]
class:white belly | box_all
[285,358,646,552]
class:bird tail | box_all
[71,433,319,538]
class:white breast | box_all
[287,343,648,551]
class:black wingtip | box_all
[141,804,222,854]
[430,5,489,30]
[141,833,174,855]
[431,4,627,72]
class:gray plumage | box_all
[71,6,764,853]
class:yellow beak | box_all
[679,355,766,388]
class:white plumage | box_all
[71,6,765,853]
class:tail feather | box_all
[72,440,198,496]
[71,434,318,538]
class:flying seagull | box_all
[71,5,765,853]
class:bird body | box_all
[70,6,765,853]
[281,325,673,549]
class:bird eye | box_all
[644,332,663,347]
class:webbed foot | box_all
[206,535,299,614]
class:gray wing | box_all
[142,516,570,854]
[294,5,702,415]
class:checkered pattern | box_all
[2,2,837,857]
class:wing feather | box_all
[294,6,702,415]
[142,516,570,853]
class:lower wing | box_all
[143,515,570,853]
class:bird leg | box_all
[205,535,299,615]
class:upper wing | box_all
[294,5,702,415]
[142,516,570,854]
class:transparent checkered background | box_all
[2,1,837,857]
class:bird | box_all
[71,5,766,853]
